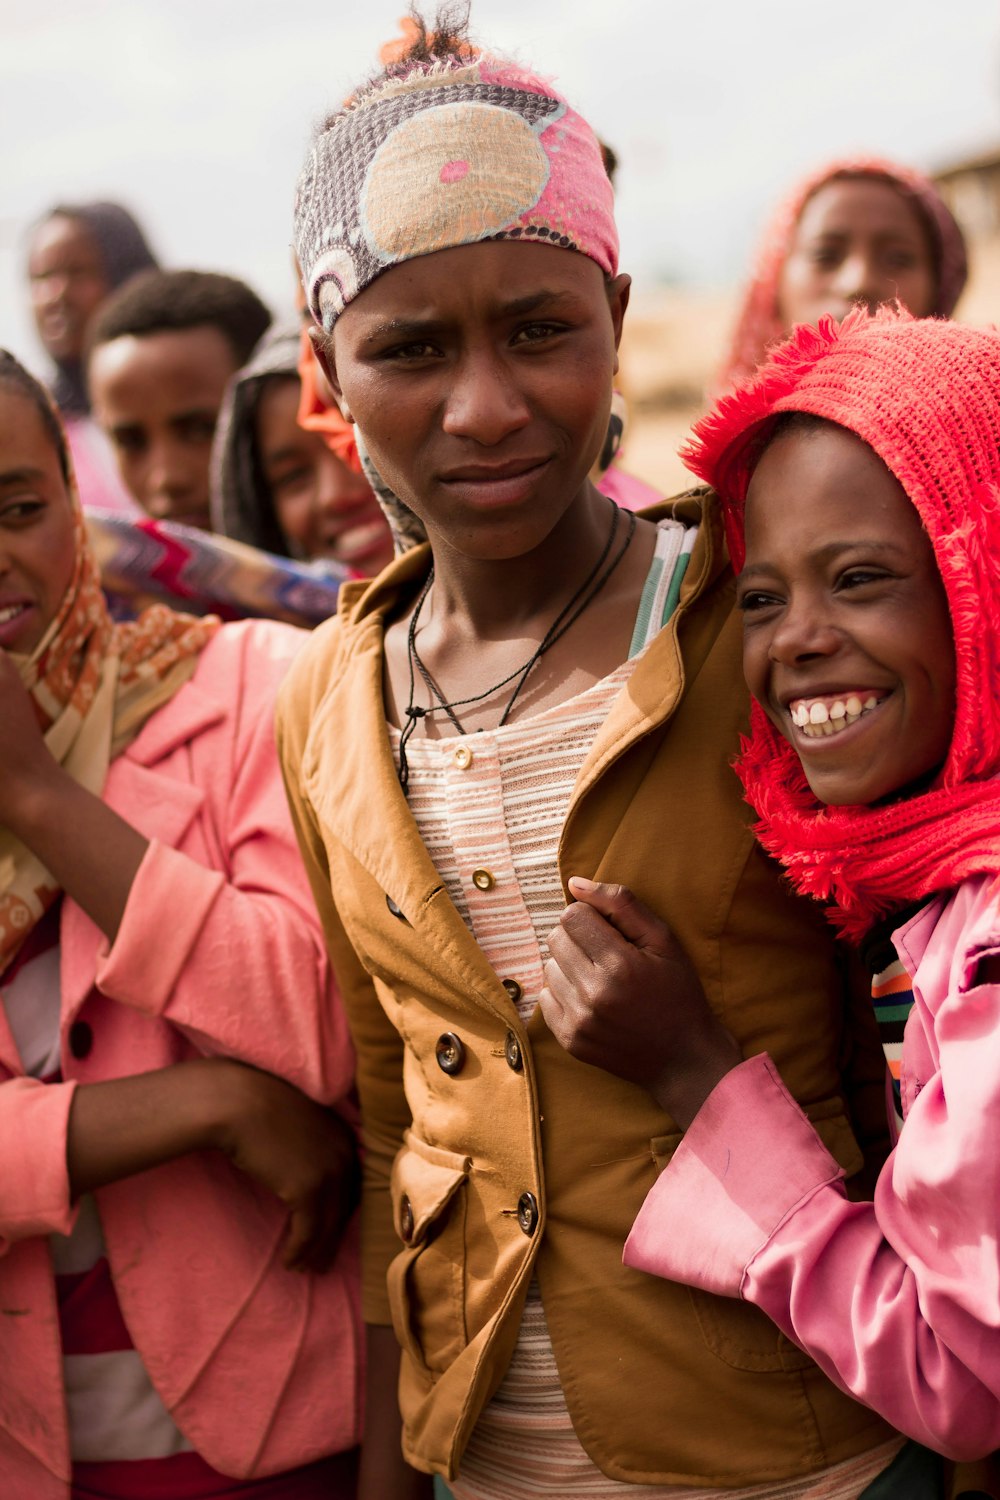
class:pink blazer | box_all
[0,620,362,1499]
[625,871,1000,1462]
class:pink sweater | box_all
[625,872,1000,1462]
[0,620,362,1498]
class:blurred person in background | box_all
[717,158,968,390]
[212,322,394,574]
[26,201,159,517]
[88,269,271,533]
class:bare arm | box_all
[6,764,146,944]
[65,1058,359,1271]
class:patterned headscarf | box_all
[211,321,306,556]
[294,51,618,330]
[295,325,359,470]
[1,373,218,974]
[683,307,1000,941]
[717,158,968,392]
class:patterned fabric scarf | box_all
[1,449,218,973]
[87,509,345,627]
[716,158,968,393]
[294,51,618,330]
[683,307,1000,942]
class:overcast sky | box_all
[3,0,999,374]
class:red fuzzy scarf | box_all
[684,308,1000,941]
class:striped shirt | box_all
[870,956,915,1136]
[393,522,901,1498]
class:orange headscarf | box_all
[295,326,360,471]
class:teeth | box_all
[791,694,885,739]
[0,605,26,624]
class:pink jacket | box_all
[0,620,362,1499]
[625,871,1000,1461]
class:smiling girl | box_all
[277,15,907,1500]
[0,351,362,1498]
[541,309,1000,1486]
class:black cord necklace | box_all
[397,499,637,791]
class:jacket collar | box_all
[123,674,227,768]
[570,490,726,800]
[301,489,728,986]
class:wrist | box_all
[178,1057,252,1156]
[653,1037,742,1131]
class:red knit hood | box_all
[684,307,1000,938]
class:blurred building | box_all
[935,147,1000,240]
[934,145,1000,329]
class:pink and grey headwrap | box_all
[294,54,618,331]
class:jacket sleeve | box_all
[0,1077,78,1244]
[92,626,354,1107]
[276,644,409,1324]
[624,963,1000,1462]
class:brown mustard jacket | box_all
[276,492,895,1487]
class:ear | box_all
[606,273,631,377]
[307,324,353,422]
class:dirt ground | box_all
[621,234,1000,499]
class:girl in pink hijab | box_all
[718,158,968,390]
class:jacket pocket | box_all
[649,1096,861,1374]
[387,1131,471,1375]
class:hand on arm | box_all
[539,877,742,1129]
[0,654,147,942]
[66,1059,359,1271]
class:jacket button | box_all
[504,1030,523,1072]
[517,1192,539,1236]
[471,868,495,891]
[501,978,522,1005]
[435,1033,466,1076]
[400,1194,415,1243]
[68,1021,93,1060]
[385,893,409,923]
[453,744,474,770]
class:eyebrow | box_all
[804,227,924,245]
[261,442,307,465]
[740,539,907,580]
[109,408,217,433]
[360,288,577,345]
[0,466,47,488]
